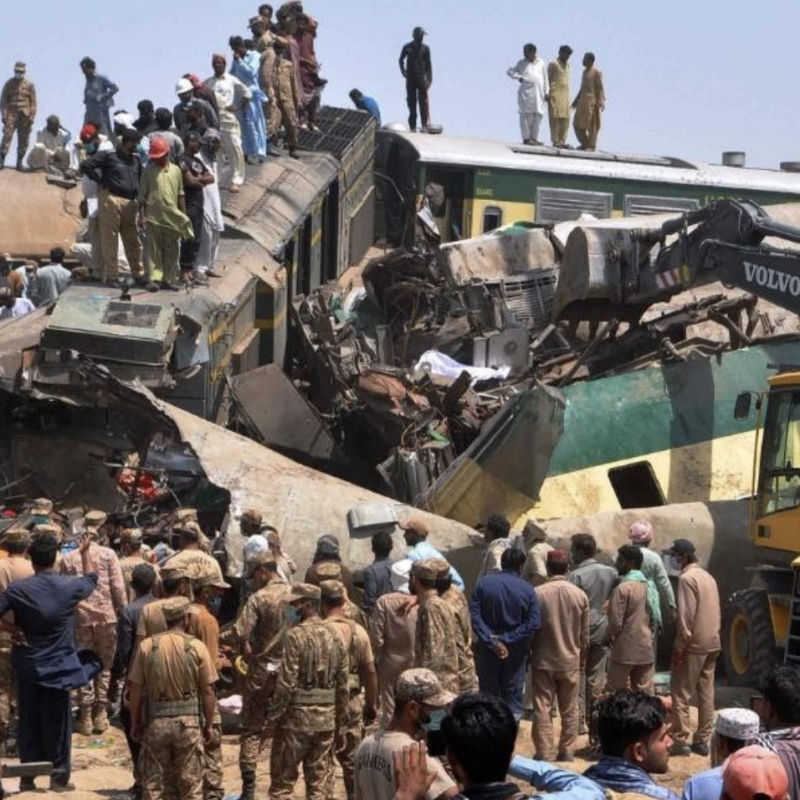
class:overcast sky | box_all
[2,0,798,170]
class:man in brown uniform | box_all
[128,596,218,800]
[273,38,300,158]
[221,552,290,800]
[572,52,605,151]
[117,528,150,602]
[0,62,36,170]
[605,545,654,693]
[668,538,721,757]
[547,46,572,148]
[265,583,348,800]
[529,549,589,762]
[411,560,460,694]
[322,580,378,800]
[250,17,282,139]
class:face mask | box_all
[668,555,682,571]
[209,596,222,615]
[85,143,98,155]
[284,605,300,625]
[423,709,446,733]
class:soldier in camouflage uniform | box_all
[220,552,291,800]
[128,596,218,800]
[321,580,378,800]
[0,62,36,170]
[313,561,368,630]
[265,583,348,800]
[410,560,460,694]
[273,38,299,158]
[117,528,151,602]
[433,560,479,692]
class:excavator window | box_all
[759,390,800,517]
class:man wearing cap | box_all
[27,114,71,175]
[520,518,553,587]
[398,27,432,133]
[354,668,457,800]
[470,548,540,722]
[80,57,118,138]
[138,135,194,291]
[305,534,355,596]
[118,528,150,602]
[265,583,349,800]
[410,560,460,694]
[174,79,219,134]
[128,595,218,800]
[136,566,194,643]
[668,538,720,757]
[756,665,800,798]
[683,709,761,800]
[476,515,512,580]
[221,552,291,800]
[0,286,34,320]
[273,37,301,159]
[0,533,97,792]
[0,62,36,171]
[434,559,478,692]
[722,745,790,800]
[60,509,126,735]
[507,44,549,146]
[401,517,464,591]
[314,561,368,629]
[163,523,225,586]
[606,544,656,694]
[529,549,588,761]
[322,580,378,800]
[370,559,418,723]
[629,520,677,629]
[547,47,573,148]
[80,126,145,285]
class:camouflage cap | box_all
[160,565,189,581]
[32,522,63,540]
[315,561,343,581]
[1,529,30,546]
[118,528,143,545]
[289,583,321,602]
[399,517,430,537]
[84,509,108,528]
[175,523,200,541]
[246,550,277,575]
[161,596,191,622]
[175,508,198,523]
[411,559,439,582]
[31,498,53,516]
[194,574,230,591]
[395,668,456,708]
[320,580,345,602]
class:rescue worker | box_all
[572,52,605,151]
[264,583,349,800]
[221,552,291,800]
[507,44,549,146]
[136,566,194,643]
[128,596,218,800]
[411,560,459,694]
[117,528,150,602]
[314,561,367,629]
[249,17,280,139]
[273,38,300,159]
[305,535,355,597]
[668,538,721,757]
[547,46,572,148]
[0,62,36,171]
[398,27,432,133]
[60,509,126,735]
[434,560,478,692]
[321,580,378,800]
[529,550,589,762]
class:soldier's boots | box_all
[15,153,25,172]
[240,770,256,800]
[76,709,93,736]
[93,708,109,734]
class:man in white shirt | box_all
[205,54,251,191]
[27,115,71,175]
[354,668,457,800]
[507,44,549,146]
[0,286,35,320]
[31,247,71,306]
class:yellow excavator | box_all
[553,197,800,686]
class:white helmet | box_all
[175,77,193,96]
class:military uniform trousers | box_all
[140,715,204,800]
[204,704,224,800]
[605,659,654,694]
[276,85,298,150]
[530,667,580,761]
[269,725,336,800]
[1,111,33,157]
[75,622,118,713]
[98,188,143,282]
[240,669,278,774]
[670,651,718,746]
[328,692,364,800]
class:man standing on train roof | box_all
[399,27,432,133]
[572,52,605,151]
[547,46,572,148]
[507,44,549,146]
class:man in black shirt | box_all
[179,131,214,283]
[80,128,144,285]
[399,27,432,132]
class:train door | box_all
[424,168,469,242]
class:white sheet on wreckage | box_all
[412,350,511,386]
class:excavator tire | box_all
[722,588,779,688]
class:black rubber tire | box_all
[721,588,779,688]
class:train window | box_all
[536,187,613,222]
[624,195,700,216]
[608,462,666,508]
[482,206,503,233]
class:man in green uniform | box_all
[572,52,605,151]
[273,38,300,159]
[265,583,348,800]
[128,596,218,800]
[0,62,36,170]
[547,46,572,148]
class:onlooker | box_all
[197,128,225,278]
[547,46,572,148]
[153,107,184,163]
[606,545,656,693]
[507,44,549,146]
[0,286,35,320]
[174,78,219,135]
[179,131,214,283]
[758,665,800,797]
[80,57,119,138]
[133,100,158,135]
[628,520,677,630]
[584,690,679,800]
[477,515,512,579]
[572,52,605,152]
[305,534,355,595]
[529,549,588,762]
[470,547,539,721]
[400,517,464,590]
[722,746,789,800]
[521,518,552,587]
[349,89,381,125]
[31,247,71,307]
[668,538,721,757]
[27,114,71,175]
[398,27,432,133]
[683,709,760,800]
[569,532,616,733]
[362,530,394,612]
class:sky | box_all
[2,0,799,170]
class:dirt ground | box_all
[2,684,755,799]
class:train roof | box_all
[381,131,800,195]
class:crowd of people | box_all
[0,499,795,800]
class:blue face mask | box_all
[423,709,446,733]
[284,605,300,625]
[209,596,222,615]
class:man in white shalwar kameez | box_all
[507,44,549,145]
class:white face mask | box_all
[668,555,682,571]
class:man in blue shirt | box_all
[469,548,540,721]
[349,89,381,125]
[0,532,98,792]
[401,517,464,590]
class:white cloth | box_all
[507,57,549,114]
[520,112,544,143]
[0,298,35,320]
[412,349,511,386]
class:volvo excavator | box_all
[554,197,800,687]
